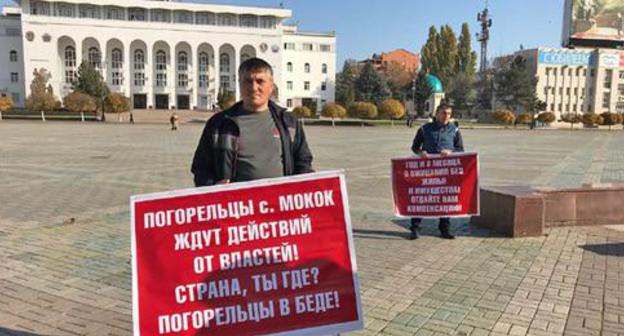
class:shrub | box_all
[492,108,515,125]
[377,99,405,119]
[63,92,97,113]
[347,101,378,119]
[600,112,623,129]
[104,93,131,113]
[537,112,556,124]
[561,113,582,129]
[582,113,601,127]
[0,96,14,113]
[516,113,533,125]
[293,106,312,118]
[321,103,347,119]
[218,91,236,110]
[25,68,61,112]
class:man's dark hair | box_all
[238,57,273,79]
[436,102,452,112]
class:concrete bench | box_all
[474,184,624,237]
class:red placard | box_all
[130,171,363,336]
[391,153,479,218]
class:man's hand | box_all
[216,179,230,185]
[419,151,429,159]
[440,149,453,157]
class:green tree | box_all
[437,25,459,87]
[335,59,359,107]
[25,68,60,113]
[73,62,110,119]
[447,72,476,116]
[476,69,494,111]
[457,23,477,78]
[382,61,413,101]
[421,26,441,76]
[354,62,391,103]
[494,56,538,113]
[413,71,433,117]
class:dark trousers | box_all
[411,217,451,233]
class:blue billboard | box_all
[538,50,595,66]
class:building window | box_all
[55,3,75,17]
[304,81,310,91]
[322,63,327,74]
[30,1,51,15]
[128,8,146,21]
[88,47,101,69]
[560,68,565,76]
[559,87,563,95]
[603,94,611,109]
[287,99,293,108]
[10,72,18,83]
[287,62,293,72]
[199,52,210,88]
[175,11,193,24]
[177,51,188,87]
[196,12,216,25]
[550,103,554,111]
[79,4,99,19]
[287,81,293,90]
[320,44,331,52]
[151,9,171,23]
[304,63,310,73]
[177,51,188,71]
[303,43,313,51]
[566,87,570,95]
[156,50,167,71]
[134,50,145,71]
[284,43,295,50]
[104,6,124,20]
[590,69,595,77]
[9,50,17,62]
[558,104,562,112]
[220,75,230,91]
[156,73,167,87]
[65,70,76,84]
[321,82,327,91]
[260,16,276,29]
[240,15,258,28]
[111,48,123,86]
[220,53,230,73]
[218,13,236,26]
[64,46,76,67]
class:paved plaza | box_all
[0,121,623,336]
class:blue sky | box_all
[1,0,564,67]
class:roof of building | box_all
[426,74,444,93]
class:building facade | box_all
[371,49,420,73]
[0,0,336,111]
[495,47,624,120]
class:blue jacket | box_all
[411,121,464,154]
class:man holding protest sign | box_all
[192,57,314,186]
[409,103,464,240]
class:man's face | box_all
[240,69,274,111]
[435,107,452,125]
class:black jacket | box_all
[191,101,314,186]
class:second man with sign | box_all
[410,103,464,240]
[192,58,314,186]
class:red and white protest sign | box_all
[130,171,363,336]
[391,153,479,218]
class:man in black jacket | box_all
[191,58,313,186]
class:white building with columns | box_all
[0,0,336,111]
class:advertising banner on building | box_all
[130,171,363,336]
[570,0,624,42]
[391,153,479,218]
[538,50,595,66]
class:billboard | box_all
[565,0,624,46]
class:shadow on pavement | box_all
[0,328,45,336]
[388,218,501,239]
[353,228,410,240]
[580,242,624,257]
